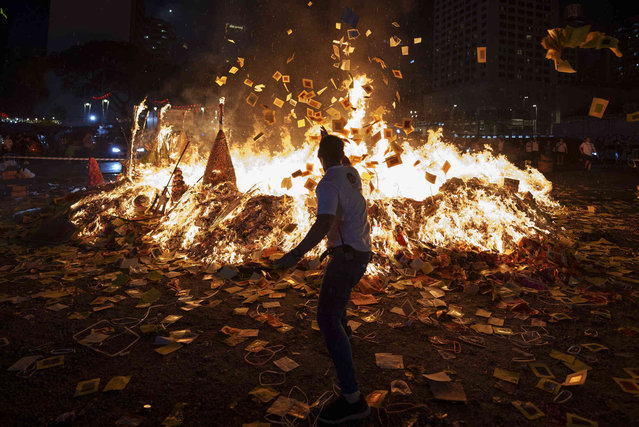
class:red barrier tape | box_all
[2,155,123,162]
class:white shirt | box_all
[316,165,372,252]
[580,141,594,156]
[556,141,567,153]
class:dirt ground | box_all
[0,163,638,426]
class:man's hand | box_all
[273,252,299,270]
[272,215,334,270]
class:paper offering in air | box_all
[588,97,608,119]
[477,47,486,63]
[262,107,276,125]
[246,93,258,107]
[542,25,622,73]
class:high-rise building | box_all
[425,0,559,137]
[614,15,639,87]
[143,18,178,59]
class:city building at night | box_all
[614,14,639,106]
[425,0,559,138]
[143,17,178,59]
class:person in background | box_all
[274,134,372,424]
[65,135,80,163]
[579,136,596,172]
[554,138,567,167]
[58,135,69,156]
[514,140,524,167]
[525,138,533,166]
[613,138,622,165]
[82,132,95,156]
[14,133,27,155]
[2,134,20,171]
[495,137,504,155]
[2,135,14,155]
[531,138,540,168]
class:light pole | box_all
[532,104,538,135]
[102,99,109,124]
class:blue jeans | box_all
[317,248,371,395]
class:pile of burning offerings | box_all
[70,76,559,268]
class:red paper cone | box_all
[88,157,104,187]
[203,129,236,187]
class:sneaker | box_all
[318,394,370,424]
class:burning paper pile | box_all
[70,95,558,264]
[70,22,560,265]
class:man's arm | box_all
[291,214,335,257]
[274,214,335,269]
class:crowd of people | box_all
[3,127,638,176]
[0,129,98,158]
[0,133,47,156]
[484,135,638,172]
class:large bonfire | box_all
[70,75,559,268]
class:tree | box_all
[0,54,50,116]
[51,40,174,120]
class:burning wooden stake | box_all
[203,98,237,187]
[148,138,191,215]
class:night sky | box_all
[3,1,639,53]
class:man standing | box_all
[531,138,540,167]
[579,137,595,172]
[554,138,567,167]
[495,137,504,155]
[275,134,372,424]
[525,138,533,166]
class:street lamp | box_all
[102,99,109,124]
[532,104,538,135]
